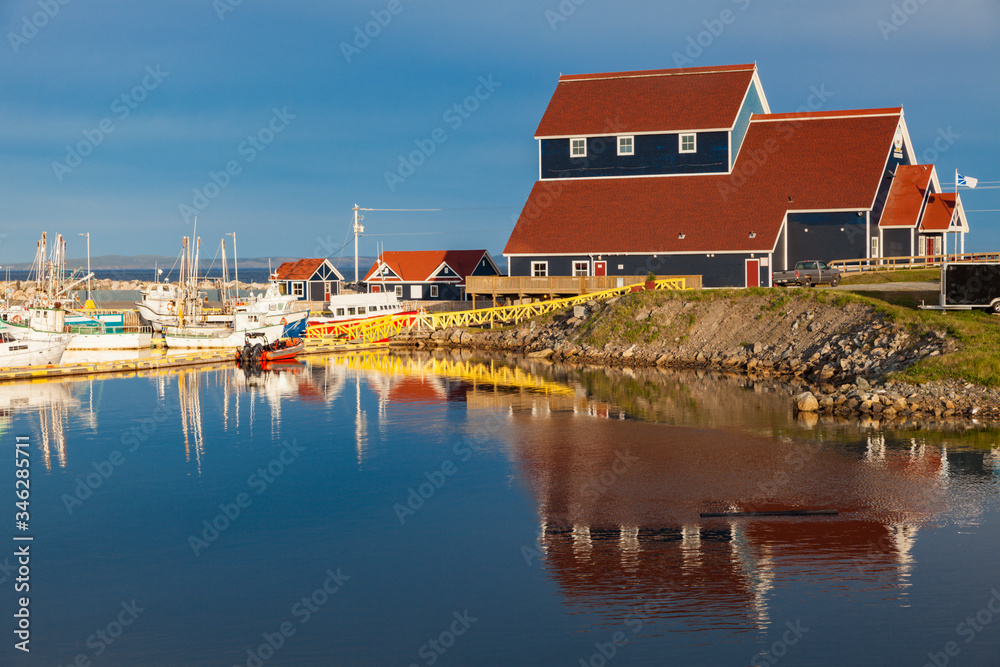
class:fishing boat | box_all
[63,312,153,350]
[0,330,72,367]
[306,291,419,337]
[164,311,285,349]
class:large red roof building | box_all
[504,64,970,287]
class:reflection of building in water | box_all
[496,392,991,633]
[0,380,85,471]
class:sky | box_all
[1,0,999,265]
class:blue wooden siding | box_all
[509,253,762,288]
[540,131,729,179]
[882,228,912,257]
[730,83,764,167]
[470,256,499,276]
[785,212,867,265]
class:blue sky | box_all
[1,0,998,264]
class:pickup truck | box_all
[772,260,841,287]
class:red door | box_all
[926,237,936,262]
[324,282,332,300]
[594,261,607,276]
[745,259,760,288]
[371,285,381,293]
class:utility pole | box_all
[353,204,364,285]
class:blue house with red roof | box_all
[503,64,970,287]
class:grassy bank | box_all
[838,267,940,285]
[569,286,1000,387]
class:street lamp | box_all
[78,232,91,301]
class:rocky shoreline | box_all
[395,291,1000,425]
[0,278,271,303]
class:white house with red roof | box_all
[504,64,970,287]
[363,250,500,300]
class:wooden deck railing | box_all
[466,274,702,297]
[829,252,1000,273]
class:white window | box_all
[410,285,423,299]
[871,237,879,258]
[617,136,634,155]
[572,261,589,277]
[531,261,548,277]
[336,308,345,316]
[570,137,586,158]
[394,285,403,297]
[617,264,624,270]
[430,285,439,297]
[291,282,304,297]
[679,133,696,153]
[347,307,356,316]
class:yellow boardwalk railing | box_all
[309,277,688,344]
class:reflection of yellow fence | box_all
[318,277,688,343]
[331,353,576,396]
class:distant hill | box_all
[2,254,378,271]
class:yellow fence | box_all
[312,277,689,343]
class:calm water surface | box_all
[1,350,999,666]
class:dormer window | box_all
[617,136,634,156]
[679,133,696,153]
[570,137,587,158]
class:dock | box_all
[0,338,386,383]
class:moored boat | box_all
[0,330,72,367]
[306,291,419,337]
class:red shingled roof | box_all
[274,258,329,280]
[534,64,757,138]
[506,109,902,255]
[363,250,494,283]
[921,193,957,231]
[879,165,932,228]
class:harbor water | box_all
[1,350,999,666]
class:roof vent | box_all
[788,195,793,203]
[749,232,756,239]
[678,232,685,240]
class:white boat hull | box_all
[164,323,284,349]
[0,338,71,367]
[66,332,153,350]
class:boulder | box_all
[795,392,819,412]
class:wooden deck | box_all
[466,275,702,300]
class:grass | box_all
[838,268,940,285]
[513,284,1000,388]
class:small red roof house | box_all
[504,64,970,287]
[363,250,500,300]
[272,258,344,302]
